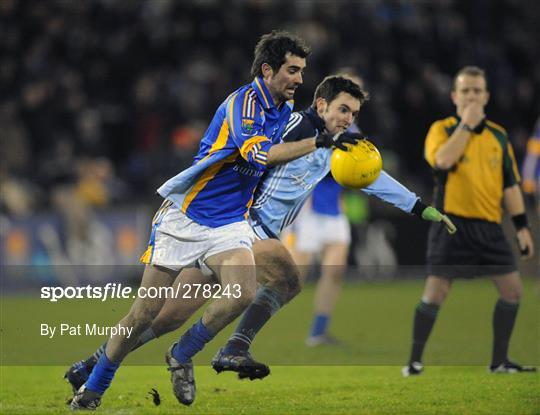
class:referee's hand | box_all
[516,228,534,260]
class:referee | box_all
[403,66,536,376]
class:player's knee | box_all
[328,271,344,284]
[128,303,161,329]
[423,294,446,306]
[284,268,302,302]
[423,277,451,305]
[236,283,257,308]
[422,289,448,306]
[499,286,522,303]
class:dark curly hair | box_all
[312,75,368,107]
[250,30,310,78]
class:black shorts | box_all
[426,214,517,279]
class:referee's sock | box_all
[172,319,214,363]
[223,286,284,355]
[491,299,519,366]
[409,301,439,364]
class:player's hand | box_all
[461,102,485,129]
[516,227,534,260]
[421,206,457,234]
[315,132,364,151]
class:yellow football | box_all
[330,139,382,189]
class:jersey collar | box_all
[305,106,326,133]
[252,77,276,110]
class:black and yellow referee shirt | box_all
[424,116,520,224]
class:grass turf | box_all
[1,278,538,413]
[1,366,538,414]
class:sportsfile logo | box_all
[40,283,242,302]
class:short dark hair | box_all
[250,31,310,78]
[452,66,488,90]
[312,75,368,107]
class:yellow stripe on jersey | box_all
[527,138,540,155]
[239,135,271,161]
[507,141,521,182]
[254,77,270,108]
[208,117,230,155]
[195,102,234,166]
[244,186,258,219]
[140,246,152,264]
[182,153,238,213]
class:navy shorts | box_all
[426,214,517,279]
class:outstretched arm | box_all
[361,170,456,233]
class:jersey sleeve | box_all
[503,139,521,188]
[361,170,419,213]
[424,121,448,169]
[226,89,272,170]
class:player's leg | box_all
[307,241,348,346]
[168,247,257,405]
[170,247,257,362]
[489,272,535,372]
[71,264,176,409]
[65,268,212,393]
[213,238,301,379]
[402,275,452,377]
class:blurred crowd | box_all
[1,0,539,218]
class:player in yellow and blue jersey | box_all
[70,31,364,410]
[522,116,540,216]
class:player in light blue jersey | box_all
[66,75,453,406]
[70,32,364,411]
[214,76,450,374]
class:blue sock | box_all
[85,353,120,395]
[310,314,329,337]
[172,319,214,363]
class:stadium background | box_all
[1,1,539,413]
[2,0,539,276]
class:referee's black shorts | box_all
[426,214,517,279]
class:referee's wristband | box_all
[511,213,529,231]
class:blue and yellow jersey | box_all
[157,77,293,227]
[424,116,520,223]
[522,116,540,195]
